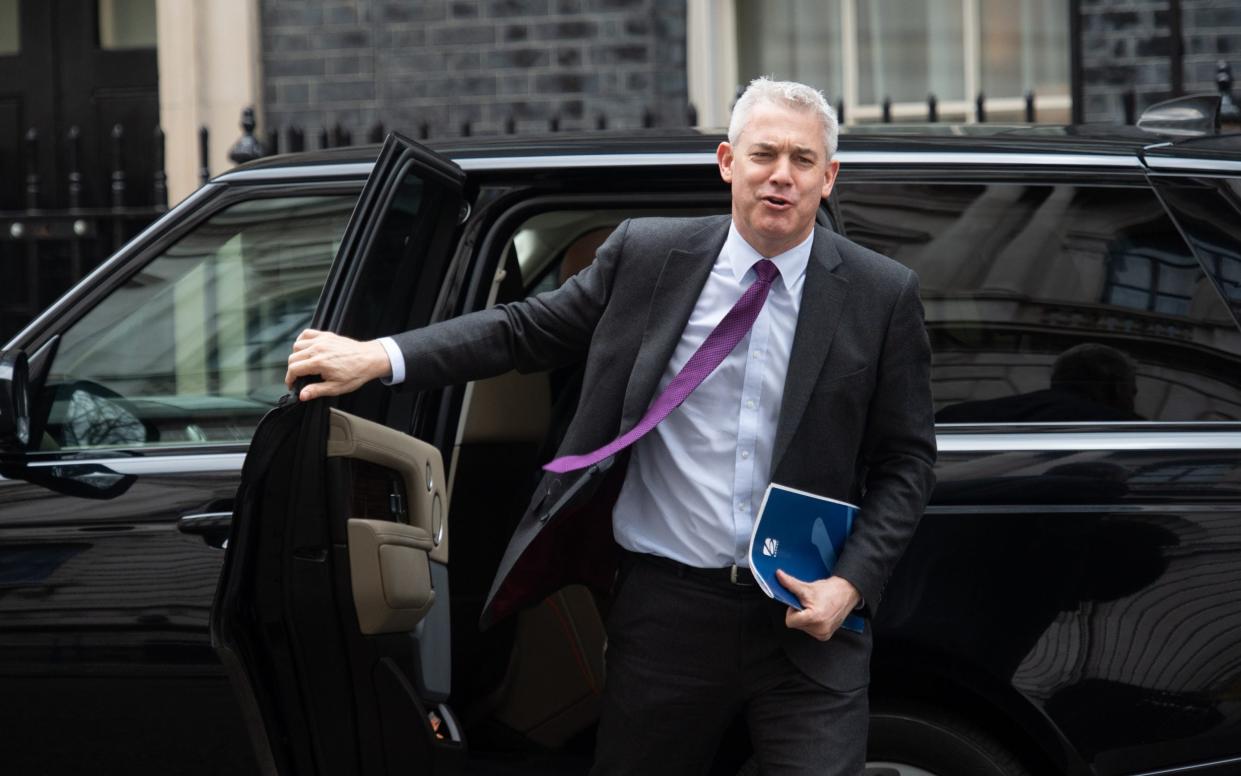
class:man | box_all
[286,78,936,775]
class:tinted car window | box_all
[836,182,1241,423]
[39,195,354,450]
[1148,175,1241,324]
[510,208,725,298]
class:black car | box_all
[2,99,1241,776]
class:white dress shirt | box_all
[612,223,810,568]
[381,221,812,569]
[379,337,406,385]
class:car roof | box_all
[216,124,1241,183]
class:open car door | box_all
[211,134,466,775]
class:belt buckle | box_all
[728,564,749,586]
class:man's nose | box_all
[769,155,794,184]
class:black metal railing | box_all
[231,90,1046,164]
[1,123,170,343]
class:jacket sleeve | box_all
[831,270,937,617]
[388,219,631,392]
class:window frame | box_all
[689,0,1073,127]
[409,175,842,473]
[21,180,366,461]
[832,165,1241,430]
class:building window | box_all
[979,0,1070,109]
[98,0,157,50]
[857,0,966,104]
[718,0,1070,125]
[736,0,845,107]
[0,0,18,55]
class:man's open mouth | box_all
[762,195,792,208]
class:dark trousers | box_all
[591,553,868,776]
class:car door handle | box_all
[177,511,233,548]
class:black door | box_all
[213,134,468,775]
[0,187,358,776]
[835,168,1241,774]
[0,0,158,210]
[0,0,160,341]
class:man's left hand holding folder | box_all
[776,570,862,642]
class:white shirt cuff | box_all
[378,336,405,385]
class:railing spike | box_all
[110,123,126,209]
[66,126,83,210]
[24,127,40,210]
[152,125,167,208]
[198,125,210,184]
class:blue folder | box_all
[748,484,866,634]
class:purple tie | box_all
[544,259,781,474]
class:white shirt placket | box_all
[732,291,773,563]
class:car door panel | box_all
[882,438,1241,775]
[330,407,448,634]
[0,187,362,775]
[213,133,468,775]
[836,170,1241,774]
[0,456,258,775]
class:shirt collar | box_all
[724,221,813,292]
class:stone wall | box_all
[259,0,688,145]
[1080,0,1241,123]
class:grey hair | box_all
[728,77,839,158]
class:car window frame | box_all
[20,180,366,461]
[407,176,831,466]
[832,160,1241,432]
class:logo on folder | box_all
[762,537,779,557]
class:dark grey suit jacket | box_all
[392,215,936,690]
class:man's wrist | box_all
[376,337,403,385]
[833,575,864,611]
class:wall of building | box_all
[259,0,689,144]
[1080,0,1241,123]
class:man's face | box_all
[717,102,840,257]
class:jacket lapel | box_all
[772,228,849,472]
[620,217,730,429]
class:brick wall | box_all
[1182,0,1241,93]
[260,0,688,145]
[1080,0,1241,123]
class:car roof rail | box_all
[1137,94,1221,138]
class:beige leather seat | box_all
[482,584,607,747]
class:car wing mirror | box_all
[0,350,31,455]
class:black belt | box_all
[622,550,757,587]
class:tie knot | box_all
[753,259,779,285]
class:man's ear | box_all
[821,158,841,199]
[717,141,734,183]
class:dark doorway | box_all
[0,0,160,341]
